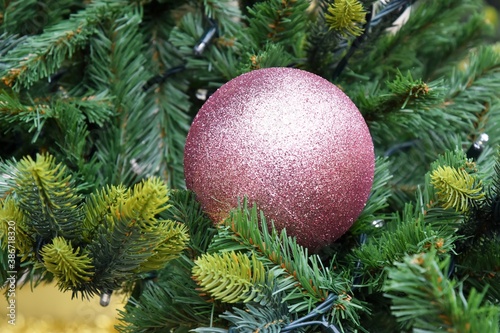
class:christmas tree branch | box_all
[1,0,130,90]
[358,70,444,124]
[0,153,189,299]
[384,251,500,332]
[245,0,310,48]
[139,3,192,188]
[85,9,160,185]
[441,45,500,136]
[353,202,458,289]
[1,0,74,35]
[202,0,241,36]
[192,251,266,303]
[40,237,94,291]
[117,255,215,332]
[350,0,486,81]
[160,190,217,257]
[211,204,328,302]
[0,154,84,240]
[0,32,27,63]
[207,202,363,326]
[350,156,393,235]
[0,90,51,139]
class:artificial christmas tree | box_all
[1,0,500,332]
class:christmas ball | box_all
[184,67,374,251]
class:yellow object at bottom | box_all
[0,283,124,333]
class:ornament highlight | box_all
[184,67,374,250]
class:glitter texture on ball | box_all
[184,67,375,251]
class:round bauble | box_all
[184,67,374,251]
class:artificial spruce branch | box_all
[192,251,266,303]
[0,153,83,240]
[213,204,329,302]
[208,203,362,324]
[219,300,296,333]
[353,202,457,289]
[244,0,310,52]
[40,237,94,290]
[160,189,217,257]
[0,153,189,299]
[350,0,487,82]
[137,221,189,272]
[117,255,216,332]
[358,70,445,133]
[441,44,500,135]
[349,156,393,235]
[81,184,129,243]
[85,176,188,295]
[431,165,484,212]
[325,0,367,37]
[0,0,131,90]
[86,214,164,295]
[1,0,500,331]
[1,0,74,35]
[0,198,33,261]
[0,90,50,135]
[384,251,500,332]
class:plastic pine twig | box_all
[142,18,218,91]
[325,0,367,37]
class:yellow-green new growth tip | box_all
[137,221,190,272]
[325,0,367,37]
[430,165,484,213]
[192,251,265,303]
[125,177,170,224]
[82,177,170,241]
[82,184,129,242]
[0,199,33,260]
[41,237,94,289]
[16,154,79,210]
[8,153,83,240]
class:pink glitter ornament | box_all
[184,67,374,251]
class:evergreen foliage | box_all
[384,251,499,333]
[431,165,484,212]
[1,0,500,332]
[325,0,367,37]
[192,251,266,303]
[40,236,94,289]
[0,154,189,299]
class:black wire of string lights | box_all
[281,294,341,333]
